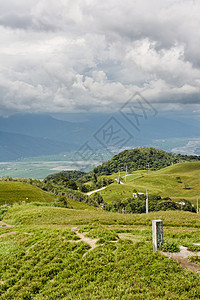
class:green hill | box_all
[0,181,54,205]
[156,161,200,175]
[0,181,96,211]
[99,162,200,205]
[0,205,200,299]
[92,147,200,176]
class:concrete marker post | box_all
[152,220,163,252]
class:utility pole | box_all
[118,170,120,184]
[197,199,199,214]
[146,189,149,214]
[125,165,127,182]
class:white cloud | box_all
[0,0,200,116]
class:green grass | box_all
[0,206,200,299]
[101,184,134,203]
[0,181,95,211]
[100,162,200,206]
[0,181,54,206]
[67,199,97,210]
[3,205,200,228]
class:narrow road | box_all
[87,173,133,195]
[87,186,107,196]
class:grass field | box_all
[0,163,200,298]
[100,162,200,206]
[0,181,96,211]
[0,181,54,206]
[0,205,200,299]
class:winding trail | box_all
[0,221,12,228]
[76,232,98,253]
[71,227,98,257]
[160,246,200,275]
[87,173,134,196]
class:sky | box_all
[0,0,200,117]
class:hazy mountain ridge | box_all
[0,113,199,161]
[0,131,73,161]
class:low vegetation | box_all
[0,206,200,299]
[1,147,199,298]
[0,181,54,206]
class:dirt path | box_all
[172,256,200,274]
[160,246,200,275]
[87,173,133,195]
[76,232,98,257]
[0,232,16,238]
[71,228,98,257]
[25,242,39,256]
[0,221,12,228]
[114,178,124,185]
[0,231,32,238]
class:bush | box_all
[56,196,67,208]
[160,241,179,253]
[0,206,9,220]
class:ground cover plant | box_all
[0,205,200,299]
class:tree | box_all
[57,196,67,208]
[79,184,90,193]
[92,193,103,205]
[92,172,97,185]
[178,199,196,212]
[156,200,178,211]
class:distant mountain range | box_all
[0,131,73,161]
[0,113,199,161]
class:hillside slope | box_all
[0,206,200,299]
[0,181,54,205]
[93,147,200,176]
[0,131,73,161]
[100,161,200,204]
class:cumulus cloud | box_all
[0,0,200,116]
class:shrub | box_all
[159,241,179,253]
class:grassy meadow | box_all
[0,162,200,299]
[0,205,200,299]
[0,181,54,206]
[0,181,96,211]
[100,162,200,206]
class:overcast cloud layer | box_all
[0,0,200,116]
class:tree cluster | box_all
[92,147,200,176]
[104,192,196,214]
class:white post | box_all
[146,189,149,214]
[197,199,199,214]
[152,220,163,252]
